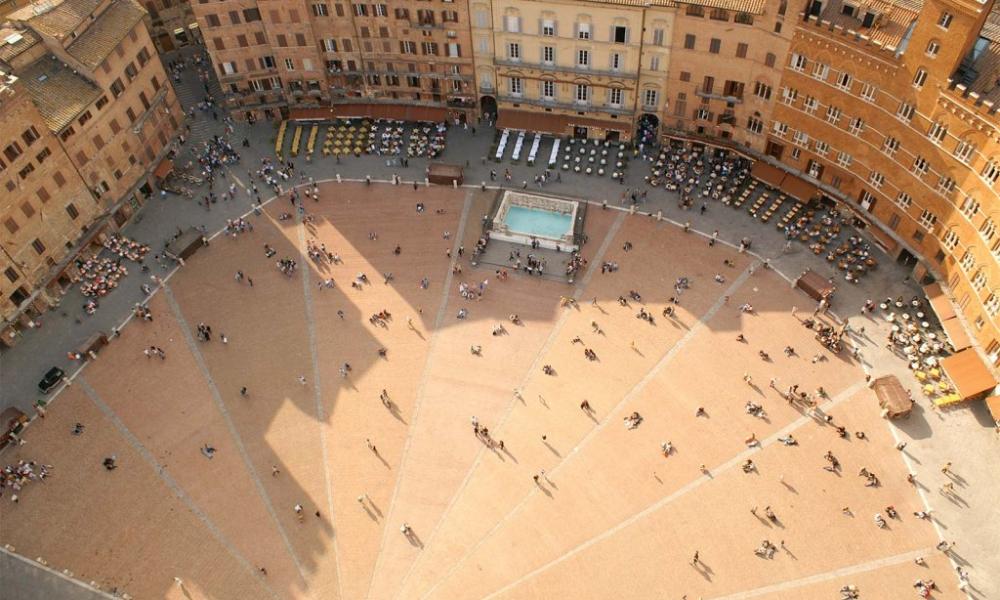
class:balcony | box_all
[494,58,637,80]
[498,94,633,116]
[695,90,743,104]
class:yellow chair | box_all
[922,384,936,396]
[933,393,962,407]
[915,371,928,382]
[937,381,950,393]
[929,368,941,379]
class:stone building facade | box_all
[191,0,478,122]
[0,0,181,342]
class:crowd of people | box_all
[1,460,51,503]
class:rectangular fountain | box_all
[490,192,579,251]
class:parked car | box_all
[38,366,65,393]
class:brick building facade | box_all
[766,0,1000,361]
[0,0,182,343]
[191,0,477,122]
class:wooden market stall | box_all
[428,163,464,186]
[871,375,913,419]
[795,269,836,301]
[165,227,207,261]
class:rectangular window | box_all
[736,43,748,58]
[576,83,589,102]
[869,171,885,189]
[541,19,555,37]
[860,83,877,102]
[509,76,522,95]
[684,34,695,50]
[644,89,658,107]
[577,49,589,67]
[542,80,555,99]
[4,267,17,282]
[781,87,797,105]
[803,96,818,114]
[937,176,956,194]
[65,203,79,219]
[753,81,771,100]
[652,29,664,46]
[912,156,929,175]
[837,151,852,167]
[825,105,841,124]
[650,55,660,71]
[882,136,900,156]
[31,238,45,255]
[848,117,864,135]
[811,62,829,80]
[506,15,520,33]
[927,121,947,144]
[613,26,627,44]
[919,209,937,231]
[982,161,1000,185]
[609,88,623,106]
[577,23,590,39]
[896,101,915,122]
[836,71,852,90]
[814,140,829,156]
[954,140,975,164]
[790,53,806,71]
[542,46,554,63]
[611,53,622,71]
[709,38,721,54]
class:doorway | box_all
[573,126,588,139]
[897,248,918,268]
[480,96,498,121]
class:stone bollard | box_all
[481,181,486,191]
[336,174,342,183]
[629,204,635,215]
[656,210,662,222]
[425,177,430,187]
[453,179,458,189]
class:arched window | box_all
[925,39,940,57]
[972,269,988,292]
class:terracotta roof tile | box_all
[66,0,145,69]
[9,0,103,40]
[0,27,40,63]
[19,55,101,131]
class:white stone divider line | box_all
[476,378,870,600]
[363,189,475,600]
[705,547,933,600]
[392,210,627,600]
[162,284,314,595]
[76,377,281,600]
[297,214,345,600]
[420,262,760,599]
[0,545,120,600]
[884,419,973,599]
